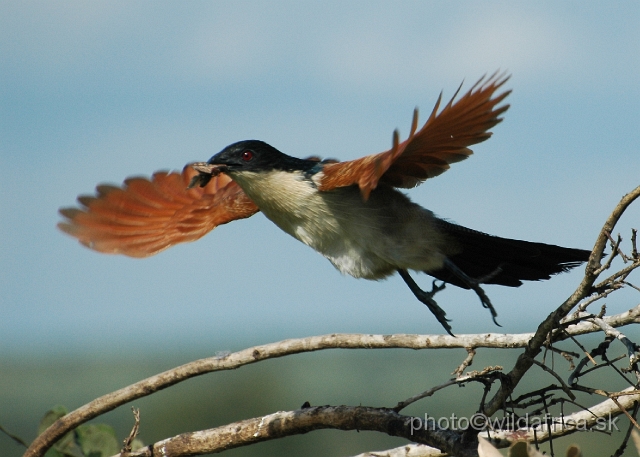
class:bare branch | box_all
[121,408,140,454]
[0,424,29,449]
[483,185,640,416]
[485,387,640,447]
[570,288,618,316]
[564,306,640,339]
[600,232,622,272]
[589,316,639,367]
[610,397,640,432]
[453,348,477,378]
[106,389,640,457]
[625,281,640,294]
[530,360,576,401]
[109,406,477,457]
[594,260,640,290]
[611,401,640,457]
[393,379,459,413]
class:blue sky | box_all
[1,2,639,356]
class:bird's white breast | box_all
[229,170,346,253]
[228,169,445,279]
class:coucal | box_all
[58,73,591,334]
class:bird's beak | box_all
[187,162,228,188]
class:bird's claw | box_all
[397,269,454,336]
[443,259,501,328]
[417,281,453,336]
[469,282,501,327]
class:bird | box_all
[58,72,591,335]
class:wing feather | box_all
[58,166,259,257]
[318,72,511,198]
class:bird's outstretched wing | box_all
[58,166,259,257]
[318,72,511,199]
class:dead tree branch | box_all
[105,388,640,457]
[109,406,477,457]
[482,185,640,417]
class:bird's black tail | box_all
[429,220,591,289]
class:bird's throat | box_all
[228,169,321,234]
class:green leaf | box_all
[38,406,68,436]
[130,438,145,451]
[76,424,120,457]
[508,440,544,457]
[509,441,529,457]
[565,444,582,457]
[43,449,65,457]
[38,406,83,457]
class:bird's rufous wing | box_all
[58,166,259,257]
[317,72,511,199]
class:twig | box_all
[605,232,629,263]
[509,386,560,408]
[0,424,29,448]
[611,401,639,457]
[541,394,555,456]
[574,354,627,378]
[589,316,640,367]
[531,360,576,401]
[568,333,598,365]
[600,232,621,272]
[610,396,640,431]
[568,338,615,386]
[121,408,140,454]
[483,185,640,417]
[624,281,640,293]
[453,347,477,378]
[594,260,640,290]
[570,289,616,317]
[485,387,640,448]
[393,366,502,413]
[392,379,458,413]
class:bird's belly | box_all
[292,223,395,279]
[253,196,390,278]
[231,170,446,279]
[260,191,445,280]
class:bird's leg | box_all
[397,269,452,336]
[443,259,501,326]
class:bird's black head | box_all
[207,140,316,174]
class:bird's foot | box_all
[397,269,453,336]
[469,281,500,327]
[444,259,501,327]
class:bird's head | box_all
[209,140,290,172]
[189,140,320,188]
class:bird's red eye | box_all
[241,150,253,161]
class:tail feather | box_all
[429,220,591,289]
